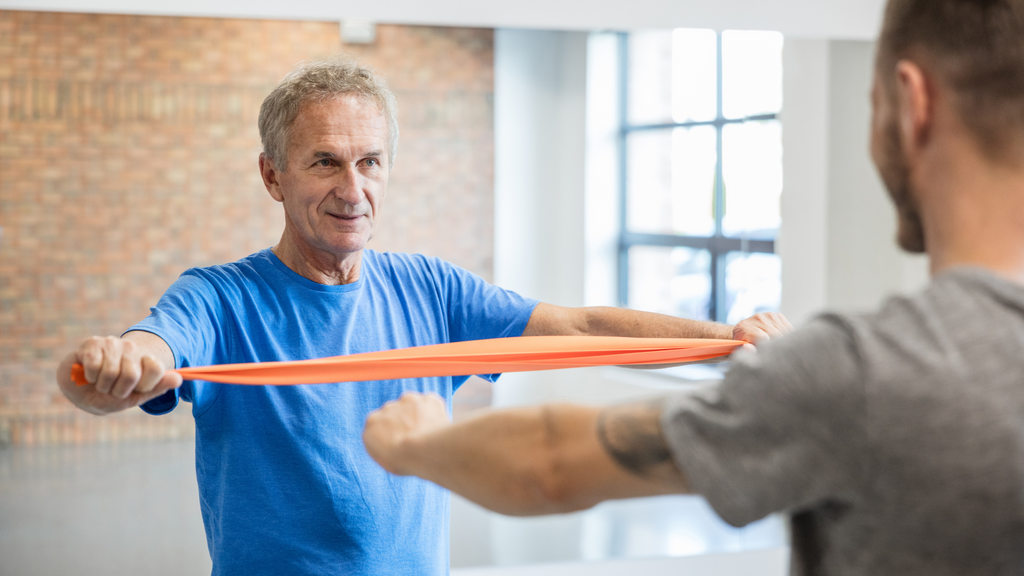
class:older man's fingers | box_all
[111,341,144,399]
[134,369,183,405]
[778,314,795,332]
[763,313,793,335]
[79,336,107,386]
[134,354,166,395]
[733,312,795,346]
[94,337,125,394]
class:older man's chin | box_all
[315,230,376,256]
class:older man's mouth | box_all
[327,213,364,221]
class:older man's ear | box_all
[259,153,286,203]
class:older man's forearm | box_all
[580,306,733,340]
[524,303,732,340]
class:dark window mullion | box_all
[623,112,777,134]
[622,232,774,253]
[617,32,631,308]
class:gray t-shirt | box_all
[662,268,1024,575]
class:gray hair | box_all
[258,55,399,170]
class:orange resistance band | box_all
[71,336,744,386]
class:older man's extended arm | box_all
[523,302,790,346]
[363,393,687,516]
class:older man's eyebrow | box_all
[311,150,383,159]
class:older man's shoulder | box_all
[169,248,276,292]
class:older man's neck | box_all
[272,235,363,286]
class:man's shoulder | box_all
[849,268,1024,347]
[778,268,1024,399]
[171,249,274,295]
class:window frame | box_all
[616,31,779,322]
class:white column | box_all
[490,28,591,566]
[779,38,830,326]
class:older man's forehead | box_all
[289,98,386,144]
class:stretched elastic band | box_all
[71,335,744,386]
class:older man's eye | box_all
[365,158,378,167]
[316,159,331,167]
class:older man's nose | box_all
[332,165,366,204]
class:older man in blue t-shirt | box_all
[56,56,790,575]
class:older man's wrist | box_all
[714,323,735,340]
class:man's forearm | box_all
[524,303,732,340]
[366,397,688,516]
[580,306,733,340]
[391,405,593,515]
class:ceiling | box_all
[0,0,887,39]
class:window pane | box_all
[627,127,716,236]
[724,252,781,325]
[628,31,673,126]
[628,246,711,321]
[672,29,717,123]
[722,120,782,239]
[626,129,672,233]
[722,30,783,119]
[671,126,717,236]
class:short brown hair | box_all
[258,55,399,170]
[877,0,1024,159]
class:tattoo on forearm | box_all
[596,399,675,479]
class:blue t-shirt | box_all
[132,248,538,576]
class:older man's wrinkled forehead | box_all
[287,94,389,155]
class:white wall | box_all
[490,28,593,567]
[824,41,929,311]
[779,39,929,322]
[779,39,830,326]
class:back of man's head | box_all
[258,55,399,171]
[878,0,1024,162]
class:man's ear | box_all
[894,60,933,158]
[259,153,285,203]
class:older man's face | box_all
[271,95,389,258]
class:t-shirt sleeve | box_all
[434,260,540,383]
[130,271,223,415]
[660,315,870,527]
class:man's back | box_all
[662,268,1024,575]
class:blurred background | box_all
[0,0,928,574]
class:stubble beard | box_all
[881,118,927,254]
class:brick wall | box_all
[0,11,495,446]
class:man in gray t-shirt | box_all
[361,0,1024,573]
[663,268,1024,574]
